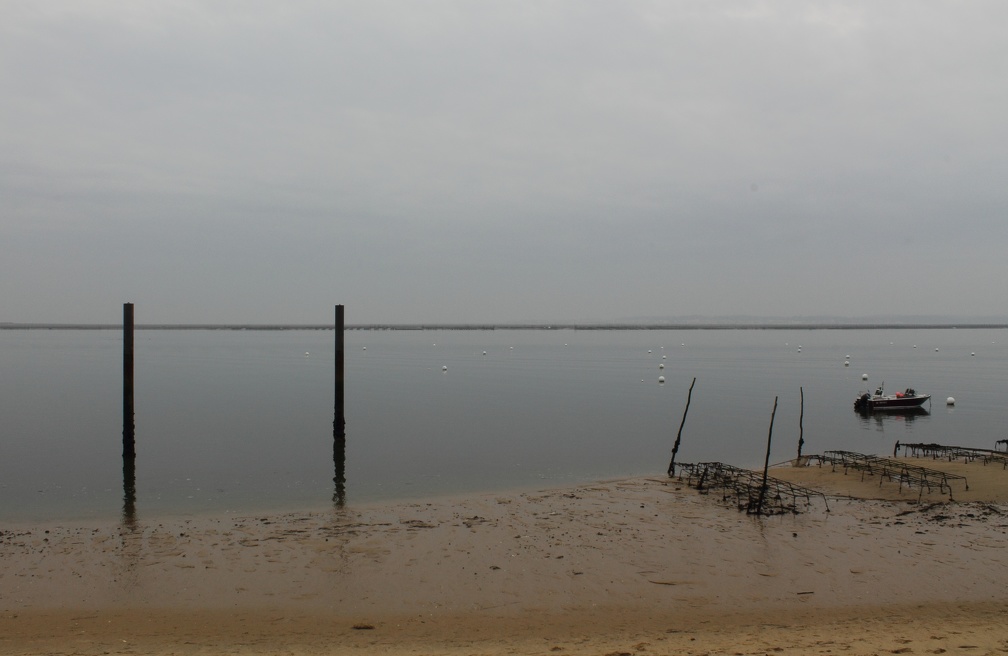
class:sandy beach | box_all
[3,457,1008,655]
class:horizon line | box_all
[3,322,1008,331]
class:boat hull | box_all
[854,392,931,411]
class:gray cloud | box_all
[3,1,1007,323]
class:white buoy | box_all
[659,363,665,370]
[483,351,487,355]
[658,376,665,384]
[862,374,868,380]
[648,350,652,354]
[305,351,309,357]
[844,360,849,367]
[845,354,850,359]
[662,355,667,360]
[362,346,366,350]
[947,397,955,405]
[971,352,975,356]
[935,348,939,352]
[442,365,447,372]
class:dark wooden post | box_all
[334,304,345,432]
[123,303,135,458]
[333,304,346,506]
[753,396,778,515]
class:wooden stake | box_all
[796,386,805,461]
[667,377,696,476]
[753,396,778,515]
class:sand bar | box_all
[3,458,1008,654]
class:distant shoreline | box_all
[3,322,1008,331]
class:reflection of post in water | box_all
[118,453,142,595]
[333,423,346,508]
[122,454,137,530]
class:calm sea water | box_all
[2,328,1006,521]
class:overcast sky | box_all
[3,2,1007,324]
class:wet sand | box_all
[2,457,1008,654]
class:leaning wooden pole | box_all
[667,377,696,477]
[796,386,805,461]
[123,302,135,459]
[753,396,778,515]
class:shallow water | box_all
[2,327,1006,521]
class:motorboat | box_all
[854,384,931,411]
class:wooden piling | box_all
[123,303,135,458]
[333,304,346,506]
[334,304,345,432]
